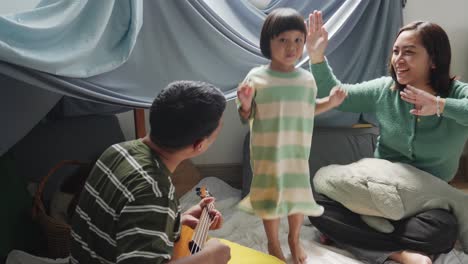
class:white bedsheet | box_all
[180,177,468,264]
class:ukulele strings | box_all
[191,208,207,251]
[192,204,212,247]
[199,203,214,245]
[190,202,215,253]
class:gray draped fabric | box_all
[0,0,402,155]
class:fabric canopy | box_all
[0,0,403,155]
[0,0,142,77]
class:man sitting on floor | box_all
[70,80,230,264]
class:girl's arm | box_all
[315,97,333,115]
[311,60,391,114]
[315,86,347,115]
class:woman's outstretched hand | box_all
[400,85,444,116]
[305,10,328,64]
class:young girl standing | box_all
[237,8,346,264]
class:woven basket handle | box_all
[32,160,89,219]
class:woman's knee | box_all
[400,209,458,252]
[423,209,458,246]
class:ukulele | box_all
[172,186,215,259]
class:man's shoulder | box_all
[101,139,155,164]
[93,139,176,199]
[100,139,142,157]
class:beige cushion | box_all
[314,158,468,253]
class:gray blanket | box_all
[314,158,468,253]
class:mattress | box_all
[181,177,468,264]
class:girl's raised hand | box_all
[305,10,328,64]
[237,81,254,112]
[329,86,347,107]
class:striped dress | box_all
[70,139,181,264]
[238,65,324,219]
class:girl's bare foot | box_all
[268,241,286,262]
[389,250,432,264]
[288,237,308,264]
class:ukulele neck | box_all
[191,203,214,249]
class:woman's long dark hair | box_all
[390,21,454,97]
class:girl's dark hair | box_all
[149,81,226,150]
[260,8,306,59]
[390,21,454,97]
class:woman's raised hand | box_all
[400,85,444,116]
[305,10,328,64]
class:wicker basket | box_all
[32,160,89,259]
